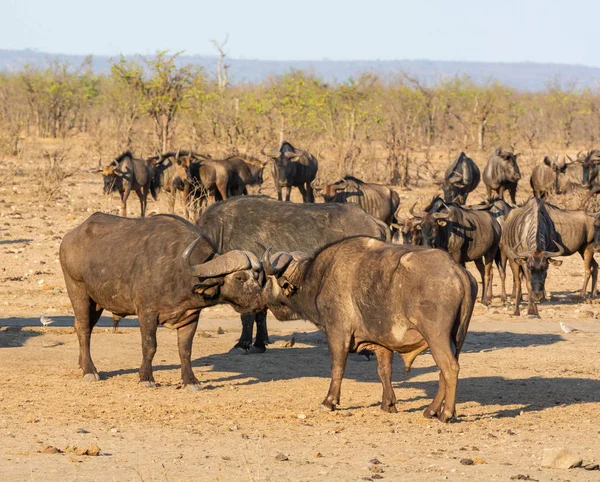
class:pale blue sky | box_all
[3,0,598,66]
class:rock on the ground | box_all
[541,448,582,469]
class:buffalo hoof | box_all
[185,383,202,392]
[423,407,438,419]
[83,372,100,382]
[228,346,248,355]
[380,403,397,414]
[438,411,455,423]
[248,345,266,354]
[139,381,156,388]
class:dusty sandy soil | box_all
[1,148,600,481]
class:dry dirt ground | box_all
[1,148,600,481]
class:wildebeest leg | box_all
[177,319,200,389]
[373,346,397,413]
[284,186,292,202]
[306,183,315,203]
[297,183,308,203]
[427,340,460,423]
[486,185,493,199]
[67,278,103,381]
[135,188,146,217]
[276,186,283,201]
[510,260,522,316]
[249,311,268,353]
[231,314,254,353]
[473,258,488,305]
[138,314,158,386]
[580,246,597,297]
[522,268,539,317]
[120,187,131,217]
[483,252,495,305]
[498,186,507,203]
[498,247,508,302]
[322,332,350,411]
[509,185,517,204]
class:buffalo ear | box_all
[436,220,447,227]
[548,259,563,267]
[278,278,297,296]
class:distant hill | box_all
[1,49,599,91]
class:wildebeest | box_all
[409,197,501,305]
[311,175,400,225]
[261,237,477,421]
[482,147,522,203]
[218,154,267,195]
[502,197,566,316]
[59,213,265,387]
[196,196,391,353]
[467,197,514,301]
[391,216,422,245]
[530,156,583,198]
[580,150,600,197]
[438,152,480,205]
[97,151,172,217]
[263,141,318,202]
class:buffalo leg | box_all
[177,319,200,388]
[373,346,397,413]
[322,332,350,410]
[428,341,460,423]
[69,284,103,381]
[231,314,255,353]
[138,314,158,386]
[249,311,268,354]
[580,246,598,297]
[423,372,446,420]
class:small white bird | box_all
[40,312,55,327]
[559,322,578,334]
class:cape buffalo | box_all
[60,213,265,388]
[264,141,318,202]
[439,152,481,205]
[261,237,477,422]
[311,175,400,225]
[196,196,390,353]
[482,147,521,203]
[97,151,171,217]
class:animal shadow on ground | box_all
[0,325,41,348]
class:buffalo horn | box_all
[261,247,294,276]
[182,237,255,278]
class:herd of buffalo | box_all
[59,143,600,422]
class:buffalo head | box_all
[181,236,266,313]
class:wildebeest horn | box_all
[333,179,348,191]
[542,241,565,259]
[585,207,600,217]
[310,179,323,190]
[432,211,451,220]
[182,237,258,278]
[261,247,294,277]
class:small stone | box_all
[584,463,600,471]
[369,458,382,465]
[372,475,384,480]
[275,453,289,461]
[369,465,384,474]
[460,458,474,465]
[221,456,231,461]
[472,457,487,465]
[41,445,60,454]
[313,452,323,458]
[86,444,101,456]
[542,448,582,469]
[74,447,87,456]
[217,327,226,334]
[110,428,119,433]
[200,331,212,338]
[76,428,88,434]
[297,413,306,420]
